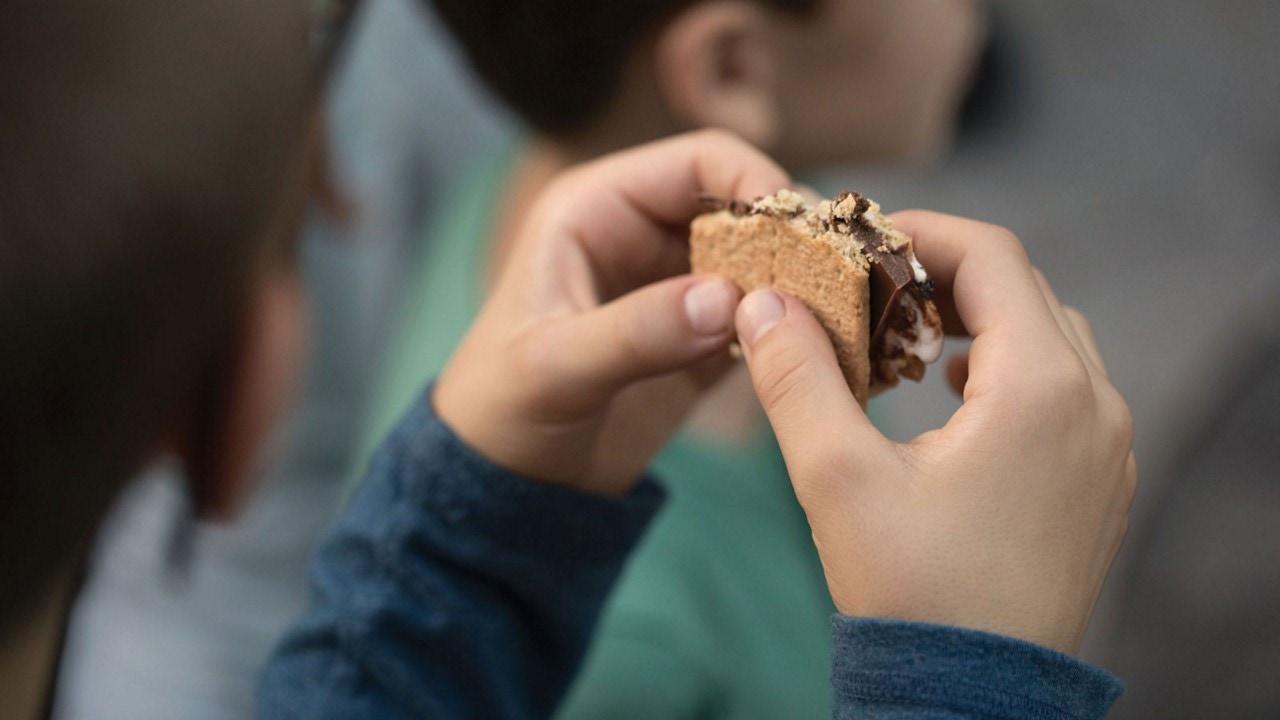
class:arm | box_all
[258,391,663,719]
[262,131,790,718]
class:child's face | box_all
[771,0,988,168]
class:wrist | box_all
[830,586,1086,657]
[431,379,637,498]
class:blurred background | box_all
[54,0,1279,718]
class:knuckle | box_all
[984,224,1024,253]
[526,179,577,232]
[1006,355,1095,425]
[1124,455,1140,506]
[1112,397,1136,448]
[984,226,1032,266]
[1064,306,1092,334]
[752,346,811,416]
[1036,353,1094,408]
[613,311,657,367]
[1096,382,1134,447]
[508,332,558,383]
[503,333,569,413]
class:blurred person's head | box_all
[0,0,321,639]
[431,0,987,167]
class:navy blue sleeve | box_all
[258,390,664,720]
[830,616,1123,719]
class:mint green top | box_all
[357,148,835,719]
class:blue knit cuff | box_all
[831,616,1123,720]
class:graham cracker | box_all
[691,212,872,408]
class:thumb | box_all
[538,275,741,398]
[736,289,883,475]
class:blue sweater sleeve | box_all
[259,389,1123,719]
[830,616,1123,719]
[258,390,664,720]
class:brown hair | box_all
[428,0,818,135]
[0,0,312,633]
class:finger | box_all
[946,352,970,396]
[583,354,738,483]
[890,211,1056,338]
[579,129,790,226]
[1064,307,1108,377]
[536,274,741,397]
[887,211,1076,388]
[1030,268,1108,378]
[534,130,791,297]
[735,289,887,475]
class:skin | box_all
[769,0,989,166]
[735,213,1137,654]
[436,131,787,494]
[436,131,1137,655]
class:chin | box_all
[780,118,953,171]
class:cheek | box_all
[773,0,985,165]
[902,5,984,103]
[873,5,985,154]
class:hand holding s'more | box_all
[722,205,1136,658]
[433,120,1136,660]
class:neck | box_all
[486,72,679,282]
[485,139,579,286]
[0,569,75,720]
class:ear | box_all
[654,0,781,149]
[182,267,309,522]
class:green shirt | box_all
[358,147,835,719]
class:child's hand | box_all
[434,131,789,496]
[735,212,1136,655]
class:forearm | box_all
[259,388,663,719]
[830,617,1122,719]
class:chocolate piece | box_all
[822,192,918,353]
[859,227,916,351]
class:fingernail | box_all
[684,278,735,336]
[739,289,784,345]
